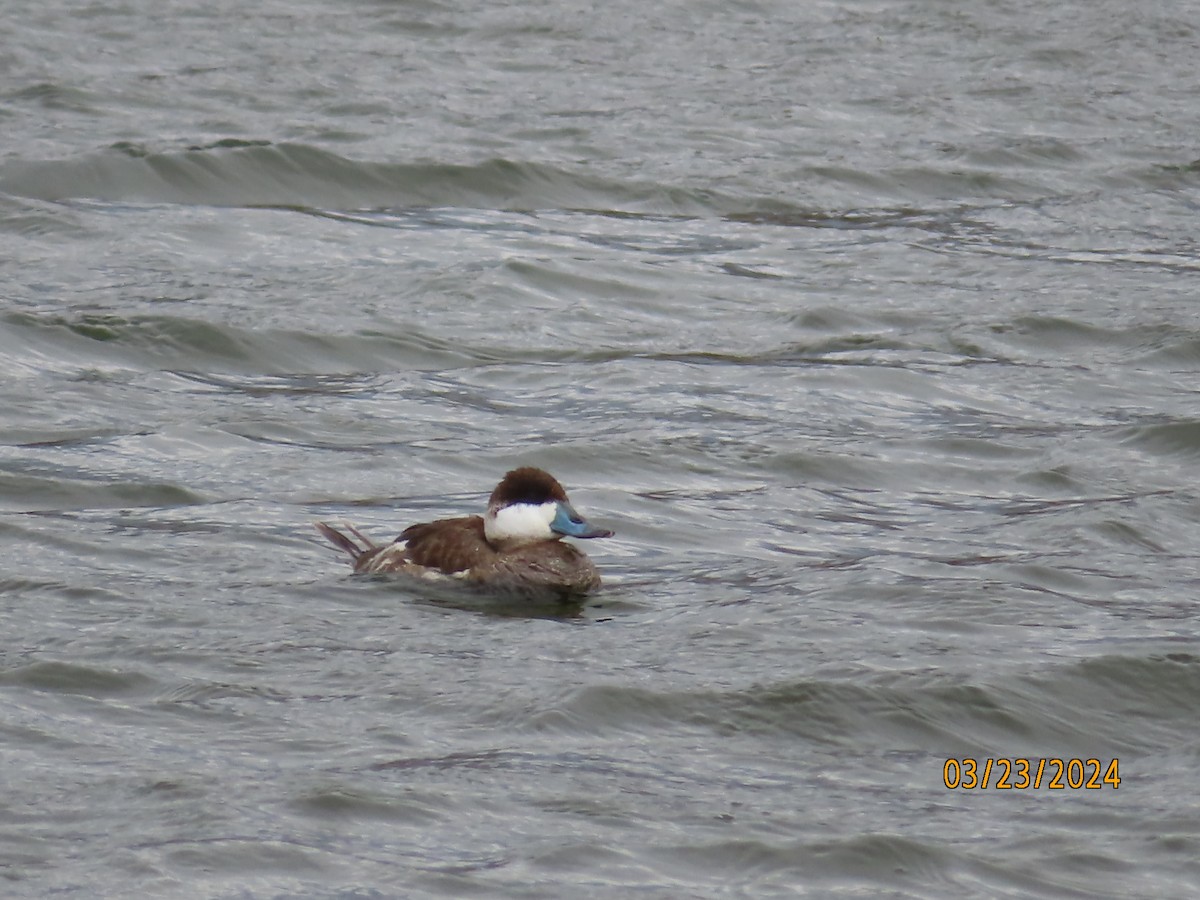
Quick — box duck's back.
[399,515,491,573]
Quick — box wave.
[4,140,1194,219]
[0,310,495,376]
[516,652,1200,755]
[0,660,157,697]
[0,470,203,512]
[3,308,951,378]
[1119,419,1200,461]
[0,142,723,216]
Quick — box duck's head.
[483,467,613,547]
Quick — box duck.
[315,467,613,597]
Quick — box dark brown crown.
[489,467,570,508]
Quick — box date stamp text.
[942,758,1120,790]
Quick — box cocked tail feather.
[314,521,378,561]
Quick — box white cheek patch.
[484,501,557,544]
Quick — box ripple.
[0,472,203,513]
[1119,420,1200,461]
[0,143,726,215]
[0,310,489,374]
[0,661,155,698]
[517,653,1200,756]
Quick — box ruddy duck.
[315,467,612,596]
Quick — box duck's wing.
[398,515,492,575]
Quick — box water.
[3,0,1200,896]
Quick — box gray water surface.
[3,1,1200,897]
